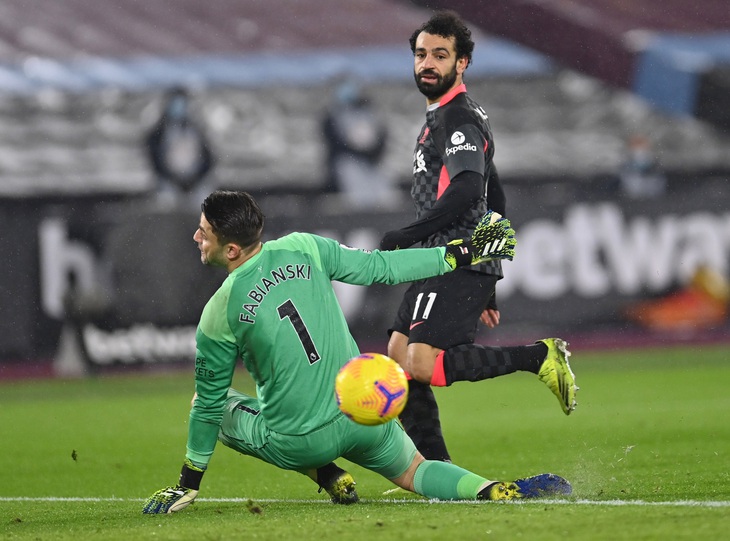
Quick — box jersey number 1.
[278,299,321,364]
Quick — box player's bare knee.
[390,452,425,492]
[406,343,440,383]
[406,355,435,383]
[409,364,433,383]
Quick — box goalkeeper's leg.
[391,454,571,501]
[379,433,567,501]
[347,407,570,501]
[219,389,360,504]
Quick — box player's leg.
[342,416,491,499]
[419,336,577,415]
[218,389,358,504]
[304,463,358,505]
[406,271,576,413]
[393,272,506,461]
[347,418,570,500]
[406,271,540,382]
[391,451,518,500]
[392,455,571,500]
[388,282,451,461]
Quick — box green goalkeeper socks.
[413,460,489,500]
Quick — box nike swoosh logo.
[409,321,425,330]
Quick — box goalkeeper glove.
[444,211,516,270]
[142,459,205,514]
[143,485,198,514]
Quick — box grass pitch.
[1,344,729,540]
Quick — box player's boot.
[477,474,572,500]
[477,481,522,501]
[317,465,359,505]
[514,473,572,498]
[537,338,578,415]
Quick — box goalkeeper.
[143,190,569,514]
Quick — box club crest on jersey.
[413,149,427,174]
[445,131,477,156]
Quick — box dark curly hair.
[409,10,474,69]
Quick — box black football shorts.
[389,268,499,350]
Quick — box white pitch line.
[1,497,728,508]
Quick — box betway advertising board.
[1,180,727,368]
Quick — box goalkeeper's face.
[193,213,227,267]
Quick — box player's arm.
[480,288,500,328]
[486,163,506,216]
[380,170,484,250]
[311,234,452,285]
[143,299,238,514]
[312,211,514,286]
[380,121,488,250]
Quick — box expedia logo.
[446,136,478,156]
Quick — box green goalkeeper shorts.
[218,388,416,479]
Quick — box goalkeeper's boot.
[477,474,572,501]
[477,481,522,501]
[537,338,578,415]
[513,473,572,498]
[317,465,359,505]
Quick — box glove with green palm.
[444,211,516,270]
[142,459,204,514]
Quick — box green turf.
[2,344,729,540]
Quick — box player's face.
[193,213,227,267]
[413,32,466,103]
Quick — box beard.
[414,64,458,101]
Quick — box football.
[335,353,409,426]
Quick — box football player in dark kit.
[380,11,578,462]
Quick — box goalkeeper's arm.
[142,459,205,514]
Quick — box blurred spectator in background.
[322,79,399,208]
[618,134,667,199]
[145,87,215,208]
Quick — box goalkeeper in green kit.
[143,190,570,514]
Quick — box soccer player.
[142,190,569,514]
[379,11,577,462]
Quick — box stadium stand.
[1,1,729,369]
[0,0,728,197]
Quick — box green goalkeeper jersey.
[186,232,452,467]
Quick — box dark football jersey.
[412,84,502,276]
